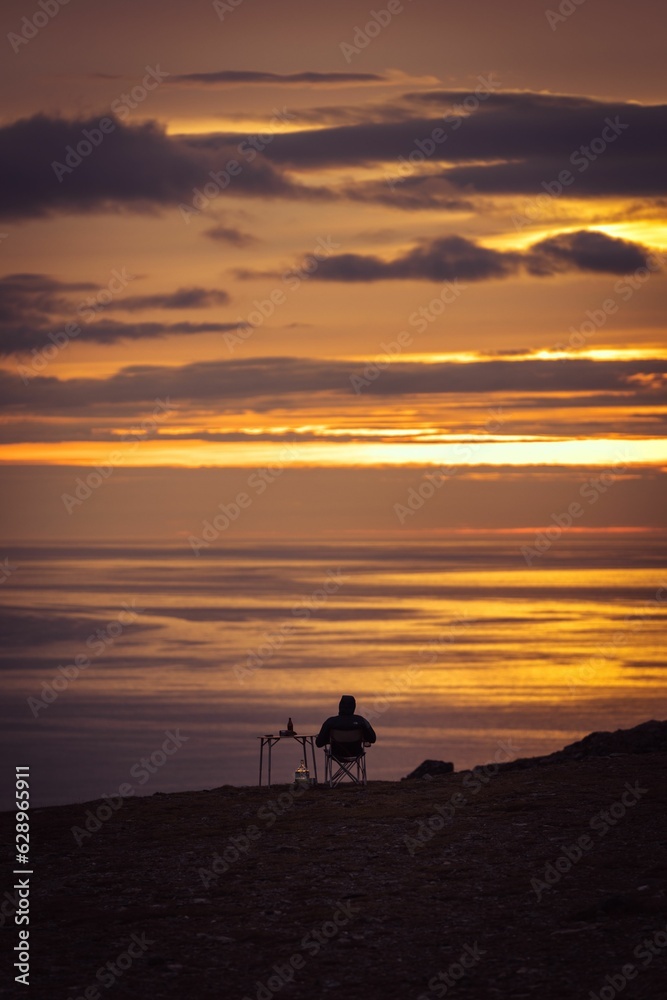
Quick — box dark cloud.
[238,231,657,284]
[285,102,417,127]
[203,225,259,247]
[0,273,236,354]
[344,176,475,212]
[402,90,602,113]
[167,70,387,86]
[2,396,665,445]
[2,320,238,355]
[309,236,521,282]
[116,287,231,310]
[526,230,653,276]
[262,91,667,197]
[0,273,95,324]
[2,355,666,413]
[2,94,664,221]
[0,114,321,219]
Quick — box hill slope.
[1,724,666,999]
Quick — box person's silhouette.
[315,695,376,755]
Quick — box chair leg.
[324,750,368,787]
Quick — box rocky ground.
[1,723,666,1000]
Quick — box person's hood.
[339,695,356,715]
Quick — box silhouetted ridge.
[497,719,667,771]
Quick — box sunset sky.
[1,0,666,541]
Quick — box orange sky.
[1,0,666,538]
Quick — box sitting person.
[315,695,376,758]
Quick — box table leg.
[309,737,318,785]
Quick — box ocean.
[1,533,665,807]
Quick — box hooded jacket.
[315,695,377,748]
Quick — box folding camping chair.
[323,729,368,787]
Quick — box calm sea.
[1,534,665,807]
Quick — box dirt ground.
[1,748,666,999]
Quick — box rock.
[500,719,667,771]
[402,759,454,780]
[560,719,667,757]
